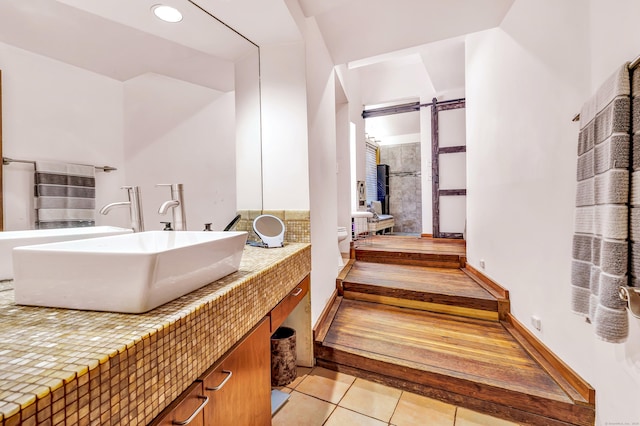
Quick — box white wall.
[0,41,126,230]
[335,63,367,243]
[358,60,432,106]
[334,66,368,194]
[466,0,640,424]
[589,1,640,91]
[335,87,352,254]
[260,42,310,211]
[236,51,263,211]
[303,18,340,324]
[123,74,236,231]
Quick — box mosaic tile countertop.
[0,243,311,426]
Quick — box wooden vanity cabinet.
[150,381,207,426]
[268,275,310,333]
[150,274,311,425]
[200,317,272,426]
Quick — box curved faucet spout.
[99,201,130,215]
[157,183,186,231]
[158,200,180,215]
[99,186,145,233]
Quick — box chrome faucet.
[99,186,144,233]
[157,184,186,231]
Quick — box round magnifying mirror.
[253,215,285,248]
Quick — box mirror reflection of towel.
[34,161,96,229]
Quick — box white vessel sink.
[13,231,248,313]
[0,226,133,280]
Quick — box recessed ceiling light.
[151,4,183,23]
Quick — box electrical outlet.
[479,259,485,269]
[531,316,542,332]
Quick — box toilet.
[338,226,349,242]
[337,226,349,270]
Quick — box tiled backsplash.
[0,243,311,426]
[236,210,311,244]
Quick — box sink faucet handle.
[121,186,141,195]
[156,183,184,195]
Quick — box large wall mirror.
[0,0,261,232]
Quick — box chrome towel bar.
[2,156,116,172]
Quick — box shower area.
[379,142,422,234]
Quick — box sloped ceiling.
[0,0,513,98]
[0,0,243,91]
[296,0,514,65]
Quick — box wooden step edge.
[312,292,342,343]
[419,234,467,245]
[336,259,356,296]
[355,249,462,260]
[340,280,499,318]
[316,360,585,426]
[354,254,463,269]
[342,291,500,321]
[338,258,356,281]
[503,313,596,407]
[341,280,499,310]
[462,265,511,320]
[462,264,509,299]
[315,343,594,426]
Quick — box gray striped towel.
[571,63,631,343]
[34,161,96,229]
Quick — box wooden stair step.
[342,261,500,321]
[354,235,466,268]
[355,248,464,268]
[314,299,594,426]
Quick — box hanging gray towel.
[34,161,96,229]
[571,64,631,343]
[631,66,640,288]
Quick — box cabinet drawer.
[269,275,309,333]
[150,381,207,426]
[201,318,271,426]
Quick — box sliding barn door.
[431,98,466,239]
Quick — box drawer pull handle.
[292,288,303,297]
[172,395,208,425]
[206,370,232,391]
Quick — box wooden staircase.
[315,236,595,426]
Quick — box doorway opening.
[363,98,466,239]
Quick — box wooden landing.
[342,261,500,321]
[315,299,595,426]
[354,235,466,268]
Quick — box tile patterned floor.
[273,367,521,426]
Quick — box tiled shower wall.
[379,143,422,234]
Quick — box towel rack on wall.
[2,157,117,172]
[619,286,640,319]
[571,54,640,122]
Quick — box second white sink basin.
[0,226,133,280]
[13,231,248,313]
